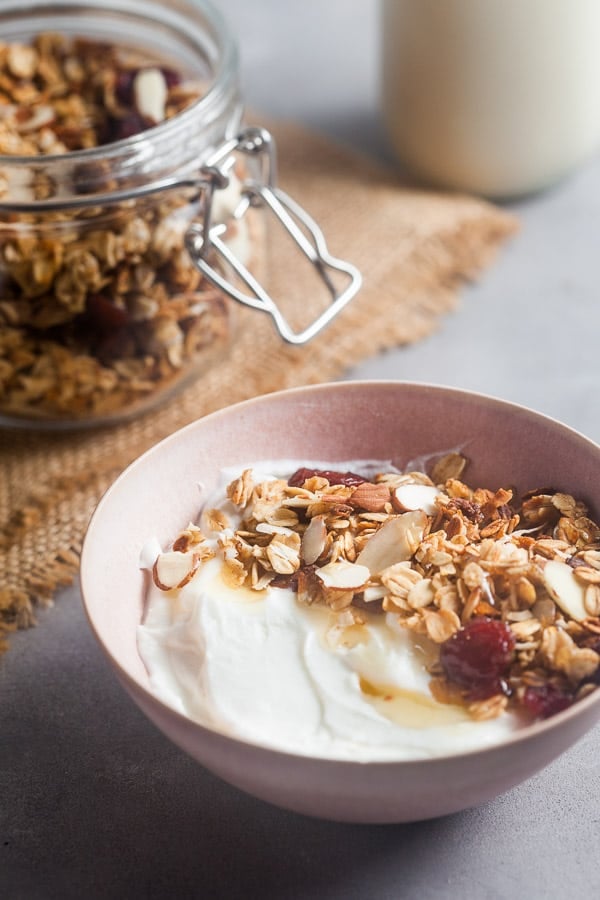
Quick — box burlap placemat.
[0,119,517,652]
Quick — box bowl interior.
[81,380,600,712]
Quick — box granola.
[153,455,600,723]
[0,34,243,423]
[0,35,201,156]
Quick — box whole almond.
[349,482,390,513]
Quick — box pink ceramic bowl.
[81,381,600,823]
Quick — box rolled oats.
[467,694,508,721]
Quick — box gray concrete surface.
[3,2,600,897]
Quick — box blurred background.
[217,0,384,157]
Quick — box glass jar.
[0,0,360,429]
[0,0,247,427]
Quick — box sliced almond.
[256,522,294,536]
[356,510,427,575]
[16,105,55,133]
[301,515,327,564]
[543,559,588,622]
[392,483,440,515]
[152,550,199,591]
[133,67,168,123]
[362,584,387,603]
[315,559,370,591]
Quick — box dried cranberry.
[114,69,136,105]
[522,684,573,720]
[446,498,484,524]
[439,617,515,699]
[288,468,365,488]
[160,67,181,89]
[86,294,130,333]
[111,112,151,141]
[96,330,136,363]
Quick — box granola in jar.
[0,2,252,426]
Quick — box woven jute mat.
[0,119,517,652]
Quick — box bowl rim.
[80,379,600,767]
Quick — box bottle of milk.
[381,0,600,198]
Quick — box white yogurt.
[137,461,522,761]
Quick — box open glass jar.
[0,0,360,428]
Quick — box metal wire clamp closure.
[0,127,360,344]
[185,127,362,345]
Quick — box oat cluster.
[0,34,199,156]
[0,34,231,422]
[152,454,600,722]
